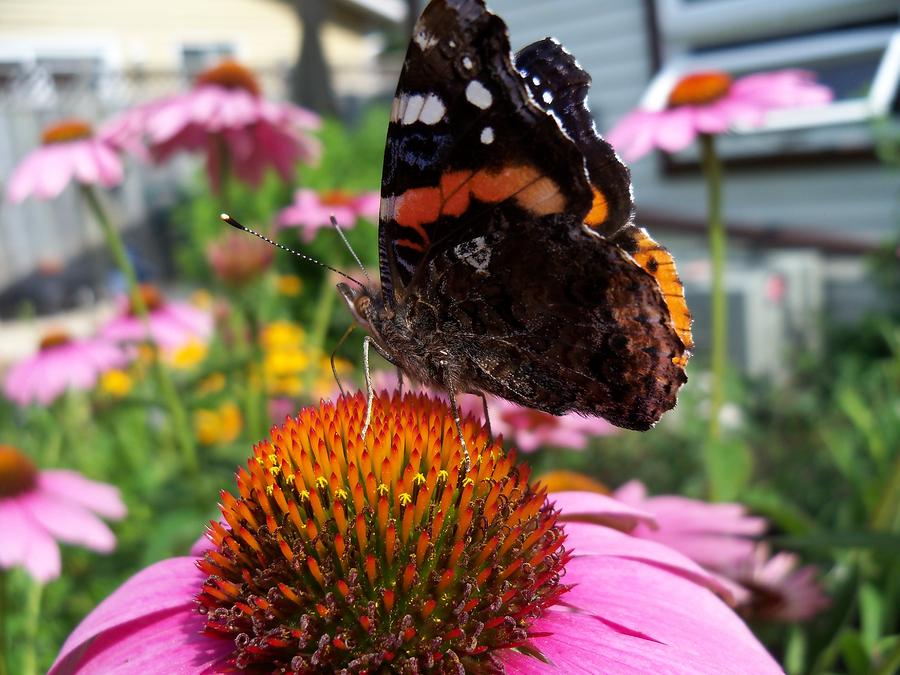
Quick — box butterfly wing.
[516,38,694,352]
[377,0,593,307]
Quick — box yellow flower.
[99,369,133,397]
[218,402,243,444]
[264,349,310,377]
[275,274,303,297]
[260,321,305,350]
[168,340,208,370]
[195,402,244,446]
[194,409,221,446]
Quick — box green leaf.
[860,583,885,651]
[839,630,871,675]
[741,488,818,535]
[769,532,900,553]
[703,437,753,501]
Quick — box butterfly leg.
[445,377,472,471]
[361,335,376,441]
[476,391,493,442]
[397,367,405,398]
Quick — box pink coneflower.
[0,445,126,582]
[100,285,213,351]
[724,545,830,622]
[464,396,618,452]
[276,188,381,242]
[206,227,274,287]
[614,480,828,622]
[51,394,780,673]
[613,479,766,570]
[119,60,321,190]
[2,331,130,406]
[607,69,833,161]
[6,119,124,203]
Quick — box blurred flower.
[275,274,303,297]
[0,445,126,582]
[607,70,832,160]
[3,331,130,406]
[267,397,295,423]
[723,545,830,622]
[190,289,214,310]
[535,469,610,494]
[164,340,209,371]
[116,60,320,190]
[613,479,765,570]
[6,119,125,203]
[614,480,829,621]
[101,285,213,351]
[50,394,779,674]
[276,188,380,242]
[194,402,243,446]
[467,397,618,452]
[206,228,274,287]
[259,320,311,396]
[98,369,133,398]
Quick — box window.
[180,44,236,78]
[646,0,899,161]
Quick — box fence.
[0,63,396,304]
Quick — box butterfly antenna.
[221,214,366,289]
[330,215,372,286]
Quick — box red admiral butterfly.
[338,0,693,444]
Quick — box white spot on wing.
[415,31,438,51]
[418,93,446,125]
[542,91,554,104]
[465,80,492,109]
[402,94,425,125]
[480,126,494,144]
[532,75,541,86]
[461,56,474,71]
[453,236,491,275]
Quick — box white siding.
[490,0,898,246]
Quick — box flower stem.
[0,570,8,675]
[871,450,900,530]
[20,580,42,675]
[80,186,198,472]
[699,133,727,442]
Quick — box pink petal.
[6,152,43,203]
[20,490,117,553]
[0,499,61,581]
[563,522,733,602]
[71,142,100,184]
[653,107,699,153]
[34,145,77,199]
[551,491,656,532]
[51,557,207,674]
[54,607,232,675]
[39,470,127,520]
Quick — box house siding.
[489,0,898,247]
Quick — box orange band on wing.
[629,229,693,352]
[585,188,609,227]
[392,164,566,233]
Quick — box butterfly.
[337,0,693,450]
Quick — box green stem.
[20,580,42,675]
[304,272,338,395]
[80,186,198,472]
[0,570,8,675]
[699,133,727,442]
[229,300,264,440]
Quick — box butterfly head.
[337,282,385,335]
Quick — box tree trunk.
[290,0,339,116]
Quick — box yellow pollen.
[41,119,93,145]
[377,483,389,496]
[462,477,475,488]
[413,473,426,486]
[399,493,412,506]
[668,71,733,108]
[299,490,310,501]
[334,488,348,500]
[266,485,274,495]
[286,474,296,484]
[437,470,449,482]
[315,476,328,489]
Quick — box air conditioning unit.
[679,251,826,379]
